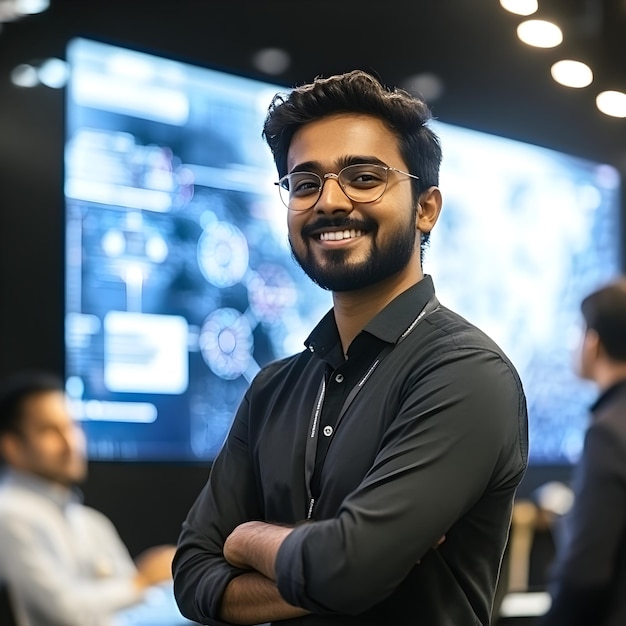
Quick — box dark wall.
[83,462,210,555]
[0,85,65,376]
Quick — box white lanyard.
[303,296,440,519]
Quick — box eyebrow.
[288,155,390,175]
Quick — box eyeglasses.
[275,163,419,211]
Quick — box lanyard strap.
[303,295,440,518]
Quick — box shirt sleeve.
[173,392,263,624]
[0,505,143,626]
[275,348,527,614]
[538,422,626,626]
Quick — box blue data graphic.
[425,122,621,464]
[64,38,332,461]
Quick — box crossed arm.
[219,520,446,624]
[220,522,310,624]
[173,353,525,624]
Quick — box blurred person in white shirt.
[0,370,177,626]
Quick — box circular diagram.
[199,307,254,380]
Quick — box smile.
[318,229,364,242]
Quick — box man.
[173,70,528,625]
[539,279,626,626]
[0,371,178,626]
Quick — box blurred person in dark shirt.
[539,278,626,626]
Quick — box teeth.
[319,229,363,241]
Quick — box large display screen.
[65,38,622,464]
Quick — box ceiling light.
[401,73,445,102]
[517,19,563,48]
[596,91,626,118]
[38,58,69,88]
[499,0,537,16]
[251,48,291,76]
[10,63,38,87]
[15,0,48,14]
[550,60,593,88]
[0,0,48,21]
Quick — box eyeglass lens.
[278,163,389,211]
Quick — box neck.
[594,362,626,394]
[332,265,424,355]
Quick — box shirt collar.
[2,467,82,509]
[304,275,436,358]
[590,378,626,415]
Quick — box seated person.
[0,371,184,626]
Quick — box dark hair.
[263,70,441,189]
[262,70,443,254]
[581,278,626,361]
[0,371,64,437]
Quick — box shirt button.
[323,425,333,437]
[335,374,344,383]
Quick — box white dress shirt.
[0,468,142,626]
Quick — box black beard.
[289,215,417,292]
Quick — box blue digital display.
[425,122,622,464]
[64,38,622,463]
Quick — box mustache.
[301,216,376,238]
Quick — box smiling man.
[173,70,528,626]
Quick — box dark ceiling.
[1,0,625,171]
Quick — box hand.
[133,544,177,590]
[223,523,254,570]
[223,521,294,580]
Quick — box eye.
[289,174,321,197]
[342,165,386,188]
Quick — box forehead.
[287,113,404,171]
[20,390,71,427]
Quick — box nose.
[60,424,82,453]
[60,429,74,453]
[314,174,353,214]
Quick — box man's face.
[285,113,422,292]
[4,390,87,486]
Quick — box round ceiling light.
[550,60,593,88]
[596,91,626,118]
[517,19,563,48]
[499,0,538,16]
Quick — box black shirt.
[173,275,528,626]
[539,379,626,626]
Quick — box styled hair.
[581,278,626,361]
[262,70,441,190]
[262,71,442,255]
[0,371,64,437]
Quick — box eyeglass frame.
[274,162,420,211]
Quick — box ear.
[416,186,442,234]
[584,328,601,358]
[0,432,23,467]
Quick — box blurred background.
[0,1,625,623]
